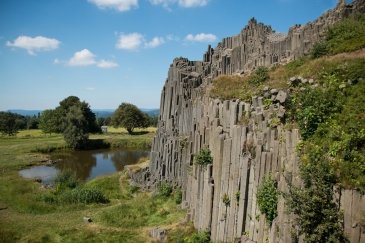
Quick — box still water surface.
[19,149,149,183]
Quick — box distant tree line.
[0,112,40,135]
[0,96,158,149]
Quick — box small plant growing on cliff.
[257,174,278,225]
[179,137,189,150]
[235,191,240,205]
[194,148,213,166]
[222,193,230,207]
[158,182,173,197]
[269,117,281,128]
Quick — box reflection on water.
[52,149,149,180]
[19,165,58,184]
[19,149,149,183]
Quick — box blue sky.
[0,0,339,110]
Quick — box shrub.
[256,174,278,225]
[326,13,365,54]
[285,153,346,242]
[310,41,328,59]
[184,230,210,243]
[194,148,213,166]
[62,187,109,204]
[250,66,269,85]
[167,224,196,243]
[287,88,343,140]
[175,187,183,204]
[158,182,173,197]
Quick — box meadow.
[0,128,191,242]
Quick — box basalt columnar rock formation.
[130,0,365,242]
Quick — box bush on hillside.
[257,174,278,225]
[194,148,213,166]
[158,182,173,197]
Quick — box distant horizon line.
[2,108,160,111]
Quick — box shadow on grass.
[84,139,111,150]
[129,131,149,135]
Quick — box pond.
[19,149,149,184]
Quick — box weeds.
[194,148,213,166]
[257,174,278,225]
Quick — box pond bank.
[0,128,193,242]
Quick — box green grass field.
[0,128,190,242]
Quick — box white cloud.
[97,59,119,68]
[62,49,118,68]
[149,0,209,8]
[185,33,217,42]
[88,0,138,12]
[86,87,96,91]
[145,37,165,48]
[116,33,166,50]
[68,49,96,66]
[6,35,60,55]
[178,0,209,7]
[116,33,144,50]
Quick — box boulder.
[270,89,278,95]
[275,90,287,104]
[150,227,166,242]
[83,217,92,223]
[289,77,301,87]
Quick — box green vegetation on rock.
[194,148,213,166]
[250,66,269,85]
[311,13,365,58]
[184,230,210,243]
[256,174,278,225]
[158,181,173,197]
[285,151,346,243]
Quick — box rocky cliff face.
[130,1,365,242]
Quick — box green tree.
[39,96,99,149]
[56,96,100,133]
[39,109,61,134]
[62,104,89,149]
[0,112,25,136]
[111,103,149,134]
[285,154,345,243]
[26,115,39,129]
[147,114,158,127]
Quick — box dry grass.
[210,49,365,101]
